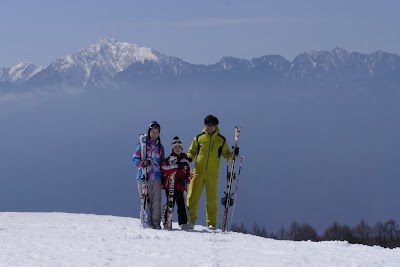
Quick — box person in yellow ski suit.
[186,115,239,230]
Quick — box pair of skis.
[221,126,243,233]
[139,133,151,228]
[162,156,177,230]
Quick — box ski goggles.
[172,140,183,146]
[149,122,161,131]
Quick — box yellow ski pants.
[187,170,219,227]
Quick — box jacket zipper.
[205,134,213,172]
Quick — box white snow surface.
[1,213,399,266]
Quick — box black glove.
[141,159,151,167]
[178,177,187,186]
[232,146,239,156]
[187,157,193,163]
[177,162,185,170]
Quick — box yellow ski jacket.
[187,128,232,174]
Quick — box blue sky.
[1,0,400,67]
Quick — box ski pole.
[229,156,244,232]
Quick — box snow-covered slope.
[9,63,44,84]
[1,213,399,266]
[0,63,43,85]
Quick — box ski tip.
[139,133,147,142]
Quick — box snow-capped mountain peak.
[90,37,159,67]
[9,63,44,83]
[99,37,118,45]
[0,63,43,84]
[329,47,350,63]
[5,40,400,91]
[216,56,252,71]
[58,37,159,74]
[31,38,163,88]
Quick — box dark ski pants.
[164,189,188,225]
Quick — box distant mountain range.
[1,37,400,91]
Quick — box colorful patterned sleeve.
[131,143,142,168]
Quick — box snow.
[94,37,159,66]
[48,37,160,85]
[1,213,399,266]
[9,63,43,82]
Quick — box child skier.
[132,121,165,229]
[161,136,191,230]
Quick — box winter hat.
[204,115,219,126]
[171,136,183,150]
[148,121,161,134]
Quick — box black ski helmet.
[148,121,161,134]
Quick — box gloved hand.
[232,146,239,156]
[187,157,193,163]
[177,162,185,170]
[141,159,151,168]
[178,177,187,186]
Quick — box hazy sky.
[1,0,399,67]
